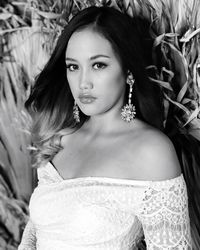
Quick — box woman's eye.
[66,64,79,72]
[93,62,107,70]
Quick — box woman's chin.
[79,106,99,117]
[80,109,105,118]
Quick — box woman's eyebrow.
[65,54,110,62]
[65,57,77,62]
[90,55,110,60]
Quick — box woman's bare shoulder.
[130,123,182,181]
[59,128,76,147]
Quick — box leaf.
[0,13,12,20]
[11,1,27,6]
[149,77,173,91]
[161,67,175,82]
[177,81,188,102]
[164,93,190,114]
[37,10,61,19]
[180,27,200,43]
[0,27,30,36]
[162,40,189,87]
[183,107,200,126]
[153,33,165,47]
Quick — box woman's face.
[65,27,126,117]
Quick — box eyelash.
[93,62,107,70]
[66,64,78,72]
[66,62,107,72]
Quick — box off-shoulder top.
[18,162,192,250]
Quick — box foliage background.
[0,0,200,249]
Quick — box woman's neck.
[82,109,138,137]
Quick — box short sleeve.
[137,175,192,249]
[18,219,36,250]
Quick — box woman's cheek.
[67,75,78,91]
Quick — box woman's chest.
[30,183,144,247]
[53,137,141,180]
[30,183,144,229]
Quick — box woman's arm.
[138,175,192,249]
[136,130,192,249]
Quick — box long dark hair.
[26,6,163,164]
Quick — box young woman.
[18,6,194,250]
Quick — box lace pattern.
[139,177,192,249]
[18,163,192,250]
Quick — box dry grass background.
[0,0,200,249]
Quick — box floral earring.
[73,101,80,123]
[121,72,136,122]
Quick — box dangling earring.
[121,73,136,122]
[73,101,80,123]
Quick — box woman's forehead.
[65,28,118,61]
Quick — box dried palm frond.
[0,164,28,250]
[0,63,33,199]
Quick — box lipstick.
[78,94,96,104]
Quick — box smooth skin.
[52,27,181,181]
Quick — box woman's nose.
[79,70,93,90]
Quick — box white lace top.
[18,162,192,250]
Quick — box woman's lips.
[78,95,96,104]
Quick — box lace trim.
[138,176,192,249]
